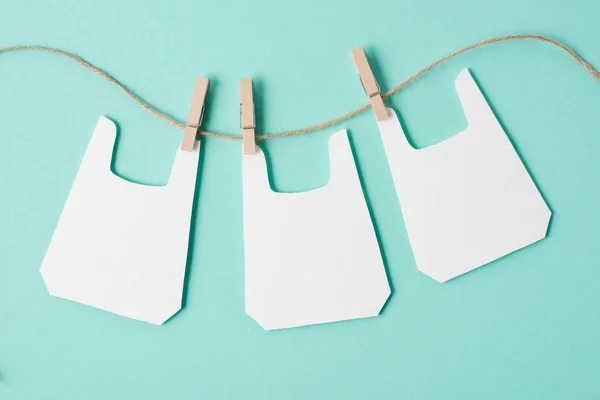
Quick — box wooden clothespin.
[350,47,388,121]
[240,78,256,154]
[181,77,209,152]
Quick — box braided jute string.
[1,34,598,140]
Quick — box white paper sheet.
[40,116,200,324]
[242,130,390,330]
[378,69,551,282]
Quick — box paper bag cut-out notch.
[40,116,200,324]
[378,69,551,283]
[243,130,390,330]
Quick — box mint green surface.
[1,1,600,399]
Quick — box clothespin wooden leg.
[181,77,209,152]
[243,127,255,154]
[350,47,388,121]
[240,78,256,154]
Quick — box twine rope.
[1,34,598,141]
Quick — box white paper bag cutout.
[378,69,551,282]
[40,116,200,324]
[242,130,390,330]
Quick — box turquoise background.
[1,0,600,398]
